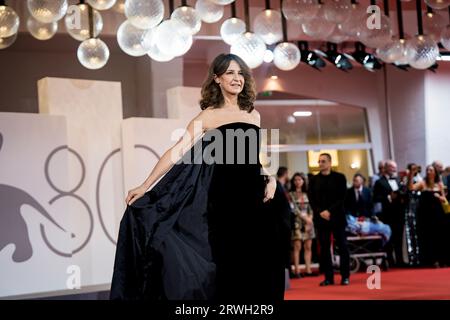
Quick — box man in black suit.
[308,153,349,286]
[373,160,405,266]
[345,173,373,218]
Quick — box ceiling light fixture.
[293,111,312,117]
[298,41,326,70]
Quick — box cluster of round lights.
[1,0,449,71]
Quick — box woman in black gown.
[407,165,447,267]
[110,54,286,301]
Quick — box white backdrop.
[0,113,72,297]
[122,117,187,193]
[0,79,203,298]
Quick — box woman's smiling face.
[214,60,245,96]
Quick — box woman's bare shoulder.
[250,108,261,125]
[192,106,216,130]
[201,106,217,119]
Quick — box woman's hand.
[125,185,148,206]
[434,192,447,203]
[263,176,276,203]
[303,216,313,232]
[320,210,331,221]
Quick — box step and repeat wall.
[0,79,200,298]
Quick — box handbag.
[442,198,450,214]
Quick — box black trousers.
[317,222,350,281]
[380,206,404,266]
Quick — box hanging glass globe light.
[375,37,411,64]
[171,6,202,35]
[208,0,235,4]
[125,0,164,30]
[0,5,20,38]
[423,11,446,42]
[0,33,17,50]
[327,25,349,43]
[142,28,174,62]
[86,0,116,11]
[27,16,58,40]
[117,20,151,56]
[273,42,301,71]
[27,0,68,23]
[195,0,224,23]
[441,24,450,50]
[375,39,395,63]
[65,4,103,41]
[253,9,283,45]
[424,0,449,10]
[263,49,274,63]
[358,13,392,48]
[230,32,267,69]
[77,37,110,69]
[282,0,319,24]
[394,40,414,65]
[338,4,365,39]
[323,0,351,24]
[220,17,246,45]
[113,0,125,14]
[302,5,335,40]
[406,34,439,69]
[155,19,193,57]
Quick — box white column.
[38,77,124,288]
[150,58,184,118]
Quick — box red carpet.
[284,268,450,300]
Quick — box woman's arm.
[125,110,211,205]
[140,111,210,190]
[435,182,447,203]
[261,165,276,202]
[407,170,423,192]
[408,180,423,192]
[252,108,276,201]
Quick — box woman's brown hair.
[199,53,256,113]
[425,164,441,188]
[289,172,308,193]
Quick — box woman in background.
[408,165,447,267]
[289,172,316,278]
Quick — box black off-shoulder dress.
[110,122,286,301]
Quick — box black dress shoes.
[319,279,334,286]
[289,271,302,279]
[341,278,350,285]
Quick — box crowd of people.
[274,155,450,286]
